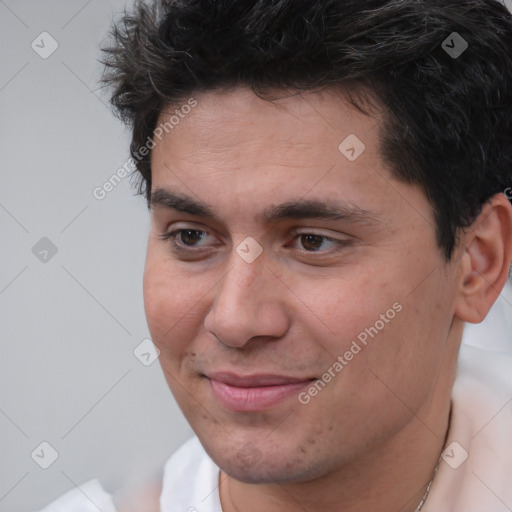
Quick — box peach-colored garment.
[424,345,512,511]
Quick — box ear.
[454,193,512,324]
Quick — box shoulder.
[34,438,218,512]
[425,345,512,511]
[35,479,116,512]
[452,344,512,449]
[163,435,208,474]
[159,436,222,512]
[455,344,512,403]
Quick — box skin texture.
[143,87,512,512]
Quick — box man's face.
[144,87,459,483]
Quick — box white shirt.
[37,344,512,512]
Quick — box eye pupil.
[301,234,324,251]
[181,230,203,245]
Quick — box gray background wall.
[0,1,511,511]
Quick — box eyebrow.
[150,188,380,225]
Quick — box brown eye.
[180,230,205,245]
[300,234,325,251]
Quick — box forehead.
[148,87,433,233]
[152,88,383,187]
[153,87,382,164]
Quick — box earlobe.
[454,193,512,324]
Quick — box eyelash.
[159,228,352,256]
[158,229,213,254]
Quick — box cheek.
[287,265,429,387]
[143,249,207,356]
[288,271,386,350]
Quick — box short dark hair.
[101,0,512,259]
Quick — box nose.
[203,251,290,348]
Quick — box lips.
[206,372,314,412]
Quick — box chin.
[202,437,330,485]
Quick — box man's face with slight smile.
[144,87,460,484]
